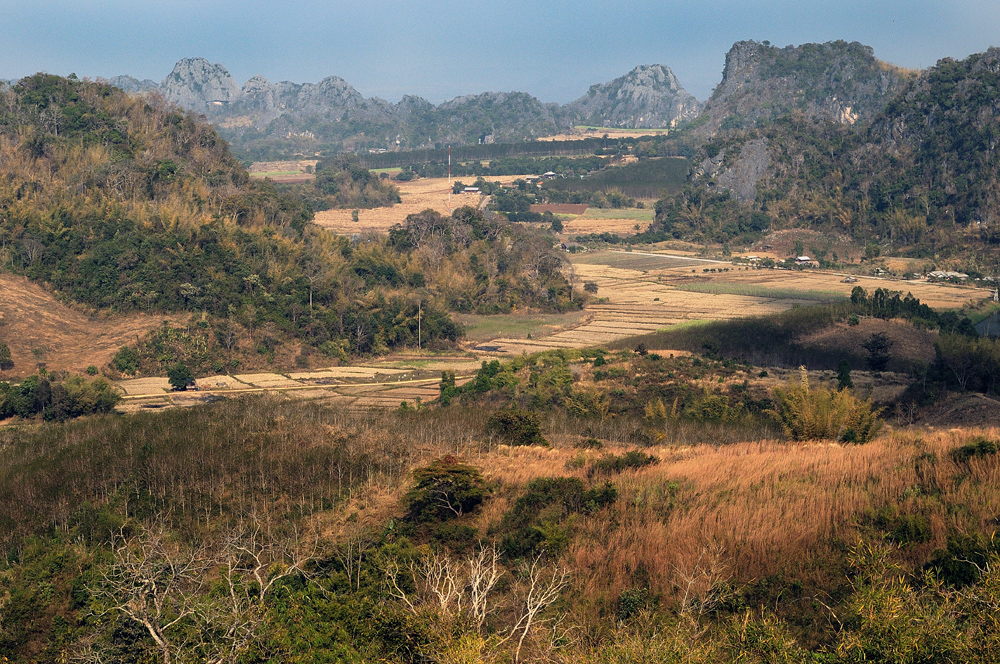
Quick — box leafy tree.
[167,363,194,391]
[862,333,894,373]
[837,359,854,390]
[0,341,13,371]
[404,456,488,522]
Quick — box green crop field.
[543,156,688,198]
[453,311,588,341]
[674,281,847,302]
[581,207,655,221]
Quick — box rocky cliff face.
[158,58,241,115]
[564,64,701,128]
[697,40,913,135]
[107,75,158,94]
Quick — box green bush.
[487,409,548,446]
[950,437,998,463]
[112,346,140,375]
[589,450,659,476]
[403,456,488,523]
[770,371,882,442]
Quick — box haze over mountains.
[102,39,919,160]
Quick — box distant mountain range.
[107,60,700,159]
[99,39,915,159]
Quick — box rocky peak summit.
[697,40,913,134]
[565,64,701,128]
[159,58,240,114]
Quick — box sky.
[2,1,999,104]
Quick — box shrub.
[769,369,882,442]
[486,409,548,446]
[403,456,488,523]
[950,437,998,463]
[85,365,99,376]
[0,341,13,371]
[112,346,140,375]
[574,437,604,449]
[589,450,659,476]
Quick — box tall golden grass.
[466,427,1000,613]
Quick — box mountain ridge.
[102,58,700,157]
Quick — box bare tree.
[386,546,566,663]
[674,543,732,629]
[385,543,504,626]
[333,526,379,591]
[203,516,317,662]
[92,525,209,664]
[504,554,570,664]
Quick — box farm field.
[312,176,521,235]
[475,249,985,355]
[104,249,988,412]
[536,126,672,141]
[561,207,656,236]
[115,355,482,412]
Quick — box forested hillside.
[0,75,578,374]
[644,47,1000,271]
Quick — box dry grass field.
[313,176,523,235]
[465,426,1000,607]
[536,127,672,141]
[0,274,183,379]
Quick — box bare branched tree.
[505,554,570,664]
[203,515,317,662]
[675,542,732,629]
[385,543,505,628]
[92,525,209,664]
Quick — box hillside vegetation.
[0,75,578,375]
[1,391,998,662]
[643,47,1000,271]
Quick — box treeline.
[352,130,699,170]
[409,155,607,179]
[543,156,689,199]
[299,154,402,210]
[0,373,120,421]
[354,139,609,169]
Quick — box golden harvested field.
[313,176,522,235]
[476,250,987,355]
[0,274,184,379]
[560,215,652,236]
[536,127,671,141]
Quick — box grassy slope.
[1,395,998,661]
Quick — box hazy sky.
[2,1,998,104]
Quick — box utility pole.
[448,146,452,214]
[418,299,422,350]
